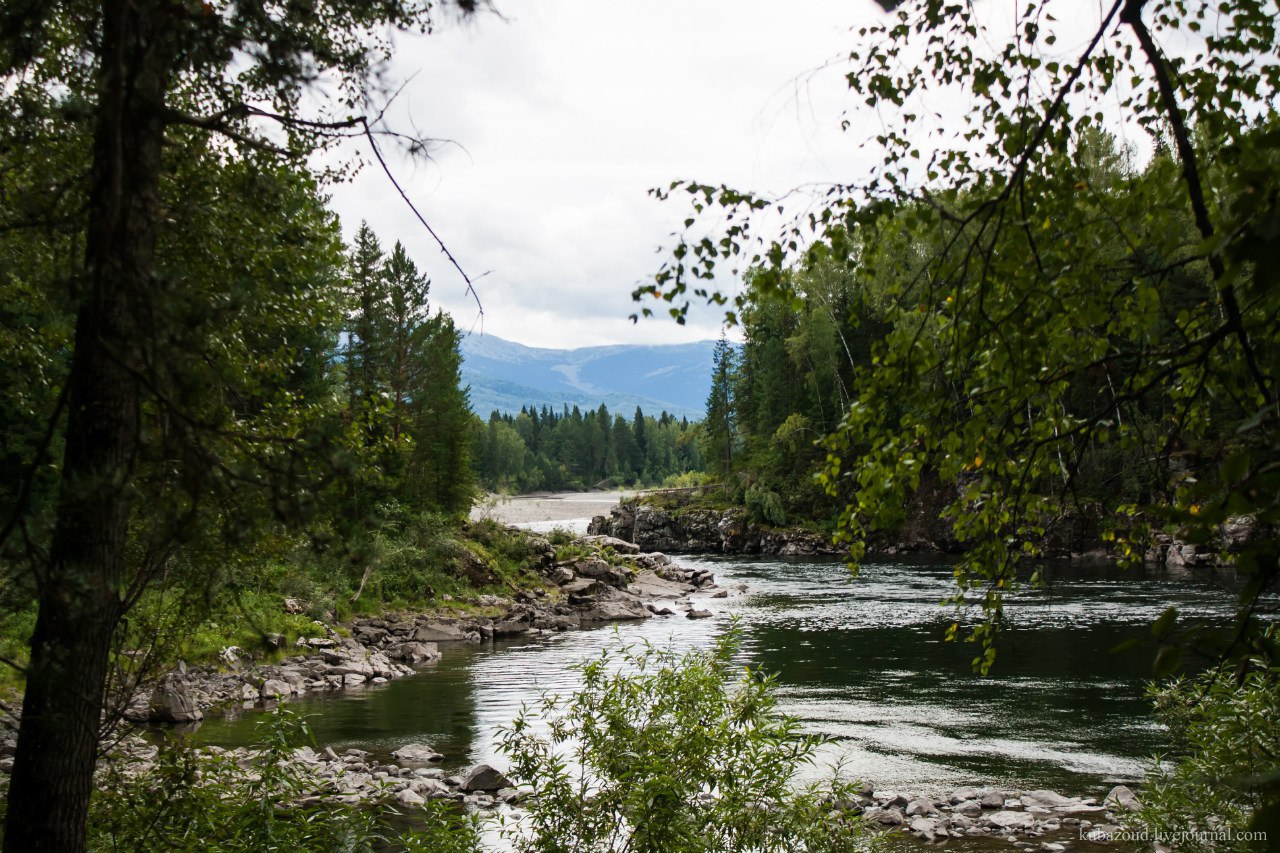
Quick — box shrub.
[497,624,873,853]
[87,704,479,852]
[1129,660,1280,852]
[744,486,787,527]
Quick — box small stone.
[909,816,939,841]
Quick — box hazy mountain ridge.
[460,334,717,420]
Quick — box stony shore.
[851,784,1144,847]
[117,532,721,726]
[21,727,1146,850]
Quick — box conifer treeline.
[471,404,703,492]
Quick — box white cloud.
[329,2,889,349]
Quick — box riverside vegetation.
[633,0,1280,846]
[2,0,1279,851]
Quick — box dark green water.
[191,555,1239,797]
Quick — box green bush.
[744,486,787,527]
[497,624,873,853]
[88,705,479,852]
[1129,660,1280,852]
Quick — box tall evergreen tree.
[704,336,737,481]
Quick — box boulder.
[413,622,467,643]
[686,608,713,619]
[391,743,444,765]
[874,791,910,808]
[461,763,512,792]
[389,641,439,664]
[909,817,944,842]
[147,682,204,723]
[354,625,388,646]
[259,679,293,699]
[562,578,609,600]
[411,778,453,798]
[1105,785,1141,812]
[395,788,425,806]
[985,810,1037,831]
[578,596,650,622]
[630,570,695,599]
[906,798,940,816]
[1022,789,1105,815]
[573,559,631,588]
[491,620,533,638]
[868,806,905,826]
[581,534,640,554]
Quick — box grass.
[0,510,562,693]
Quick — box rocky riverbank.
[588,501,840,556]
[850,784,1144,847]
[16,724,1145,850]
[589,494,1262,572]
[106,532,722,726]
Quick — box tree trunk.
[3,3,170,850]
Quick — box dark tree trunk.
[3,3,171,850]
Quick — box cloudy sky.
[327,2,892,349]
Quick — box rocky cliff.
[588,501,841,556]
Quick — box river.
[189,540,1241,798]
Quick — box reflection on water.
[192,554,1243,795]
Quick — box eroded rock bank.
[588,501,839,556]
[591,494,1264,570]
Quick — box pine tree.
[704,336,737,481]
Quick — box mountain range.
[459,334,717,421]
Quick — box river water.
[190,549,1242,798]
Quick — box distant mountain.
[459,334,717,421]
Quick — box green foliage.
[744,486,787,527]
[87,704,479,853]
[1130,661,1280,852]
[342,225,476,520]
[497,625,874,853]
[471,404,703,494]
[702,337,738,482]
[640,0,1280,672]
